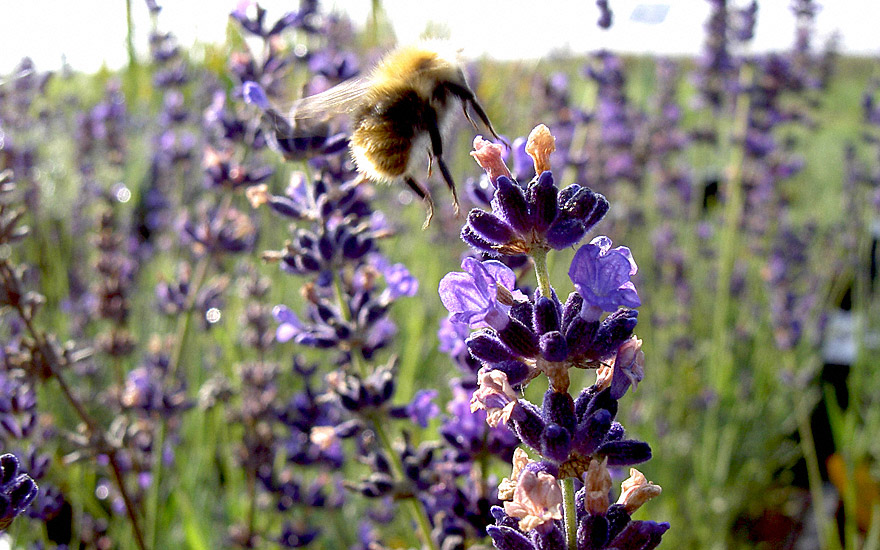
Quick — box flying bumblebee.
[259,43,505,227]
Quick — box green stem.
[562,478,577,550]
[371,417,439,550]
[531,247,552,299]
[711,62,753,397]
[125,0,136,70]
[332,271,366,375]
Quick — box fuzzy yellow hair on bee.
[286,42,505,228]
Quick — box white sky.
[0,0,877,74]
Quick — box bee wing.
[288,77,371,122]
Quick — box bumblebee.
[276,43,505,226]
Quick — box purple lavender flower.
[439,258,522,331]
[403,390,440,429]
[0,452,38,530]
[373,256,419,301]
[242,81,270,111]
[568,237,640,312]
[438,316,482,377]
[463,126,610,256]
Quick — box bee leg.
[426,151,434,178]
[404,176,435,229]
[426,117,461,218]
[461,104,480,131]
[468,99,508,149]
[445,83,509,149]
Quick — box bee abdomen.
[351,89,433,182]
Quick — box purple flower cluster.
[463,127,610,257]
[439,125,666,550]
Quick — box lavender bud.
[528,170,558,233]
[461,225,497,255]
[606,422,625,442]
[559,185,595,218]
[533,296,561,334]
[542,390,576,433]
[606,503,632,540]
[578,513,610,550]
[487,525,533,550]
[468,210,515,244]
[511,401,545,451]
[540,331,569,362]
[268,195,304,218]
[590,309,638,360]
[582,387,618,424]
[573,408,612,456]
[546,217,587,249]
[541,424,571,462]
[493,176,531,233]
[498,318,539,357]
[583,194,610,231]
[509,301,535,331]
[561,292,584,330]
[492,360,532,386]
[565,316,599,357]
[598,440,652,466]
[467,331,517,363]
[608,520,670,550]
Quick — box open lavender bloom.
[439,258,524,331]
[569,236,641,314]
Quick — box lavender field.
[0,1,878,549]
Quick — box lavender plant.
[443,125,667,550]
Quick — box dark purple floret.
[533,297,561,335]
[597,439,652,466]
[468,331,518,364]
[487,525,536,550]
[510,401,545,452]
[583,386,618,418]
[579,513,610,550]
[540,331,569,362]
[573,408,613,456]
[542,390,576,434]
[492,360,532,386]
[607,520,670,550]
[469,209,516,245]
[528,171,558,233]
[497,319,539,357]
[493,176,532,234]
[541,423,573,463]
[545,218,587,250]
[0,453,38,530]
[588,309,638,360]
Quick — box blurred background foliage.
[1,0,879,549]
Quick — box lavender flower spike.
[439,257,524,331]
[569,236,640,312]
